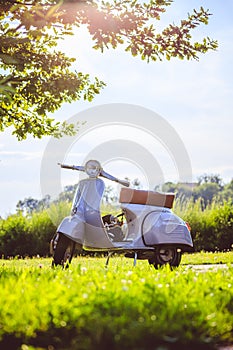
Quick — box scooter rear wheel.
[149,246,181,269]
[52,233,75,268]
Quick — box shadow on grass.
[0,328,225,350]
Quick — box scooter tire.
[52,233,75,268]
[148,246,182,269]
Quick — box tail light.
[185,222,191,231]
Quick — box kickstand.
[105,252,114,267]
[134,252,137,267]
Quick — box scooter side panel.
[142,210,193,249]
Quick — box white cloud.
[0,151,42,161]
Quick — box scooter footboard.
[83,223,115,249]
[141,210,193,249]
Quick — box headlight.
[85,160,101,178]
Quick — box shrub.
[174,199,233,252]
[47,201,71,226]
[27,210,57,256]
[0,211,56,257]
[0,214,31,257]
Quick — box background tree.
[221,179,233,202]
[132,178,141,189]
[102,185,118,203]
[56,184,77,203]
[194,174,223,206]
[162,173,233,208]
[0,0,218,139]
[193,182,221,207]
[197,174,223,189]
[16,194,51,214]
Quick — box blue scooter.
[51,160,193,268]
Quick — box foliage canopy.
[0,0,218,139]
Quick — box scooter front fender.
[57,213,85,244]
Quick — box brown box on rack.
[119,188,175,208]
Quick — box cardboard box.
[119,188,175,208]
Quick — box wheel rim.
[157,247,176,263]
[148,246,181,269]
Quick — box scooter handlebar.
[100,170,130,187]
[58,163,130,187]
[58,163,85,172]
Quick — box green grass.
[182,251,233,265]
[0,253,233,349]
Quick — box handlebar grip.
[58,163,85,171]
[117,179,130,187]
[58,163,74,169]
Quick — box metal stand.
[105,251,138,267]
[134,251,137,266]
[105,252,114,267]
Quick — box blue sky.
[0,0,233,217]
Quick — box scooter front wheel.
[52,233,75,268]
[149,246,181,269]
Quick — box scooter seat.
[119,188,175,208]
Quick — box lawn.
[0,252,232,350]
